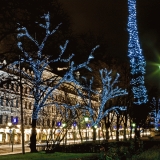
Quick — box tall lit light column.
[127,0,148,105]
[19,54,25,154]
[84,116,89,141]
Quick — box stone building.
[0,60,142,145]
[0,62,100,144]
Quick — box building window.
[6,82,9,89]
[37,119,40,126]
[6,98,9,106]
[29,88,32,95]
[24,87,27,94]
[16,99,18,108]
[10,100,13,107]
[11,83,14,90]
[25,101,27,109]
[52,119,55,127]
[52,106,56,113]
[29,102,32,110]
[29,118,32,125]
[42,119,45,126]
[5,115,8,124]
[11,116,13,123]
[16,85,19,92]
[0,115,3,124]
[25,117,28,125]
[0,97,3,106]
[47,119,50,127]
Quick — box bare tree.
[10,12,98,152]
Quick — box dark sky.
[58,0,128,58]
[58,0,160,85]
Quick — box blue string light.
[127,0,148,105]
[150,97,160,130]
[15,12,128,128]
[15,12,99,120]
[81,69,128,127]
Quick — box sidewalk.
[0,144,30,155]
[1,136,160,156]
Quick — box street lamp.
[62,122,67,145]
[132,123,136,128]
[62,122,66,128]
[8,122,12,146]
[73,121,77,144]
[98,123,101,144]
[18,54,25,154]
[7,122,15,152]
[84,116,89,141]
[8,122,12,127]
[93,125,98,142]
[132,123,136,139]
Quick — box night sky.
[58,0,160,85]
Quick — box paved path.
[0,144,30,155]
[0,136,160,156]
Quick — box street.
[0,144,30,155]
[0,135,160,155]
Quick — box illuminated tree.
[12,12,99,152]
[149,97,160,130]
[76,69,127,126]
[73,69,128,141]
[127,0,148,105]
[9,10,129,151]
[0,0,71,63]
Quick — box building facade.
[0,64,101,144]
[0,62,144,145]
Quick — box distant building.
[0,62,100,144]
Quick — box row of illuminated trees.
[0,6,154,152]
[0,0,159,155]
[1,12,128,152]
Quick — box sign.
[56,122,61,127]
[11,117,18,124]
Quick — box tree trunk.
[101,123,105,140]
[116,115,119,141]
[78,124,83,142]
[30,119,38,152]
[104,117,110,141]
[93,127,96,141]
[130,119,132,140]
[124,122,127,141]
[124,114,128,141]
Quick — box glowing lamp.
[84,116,89,122]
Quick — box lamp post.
[56,122,61,143]
[84,116,89,141]
[7,122,15,152]
[62,122,66,128]
[98,123,101,144]
[132,122,136,141]
[94,125,98,141]
[19,54,25,154]
[132,123,136,128]
[17,124,21,143]
[73,121,77,144]
[62,122,66,145]
[8,122,12,146]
